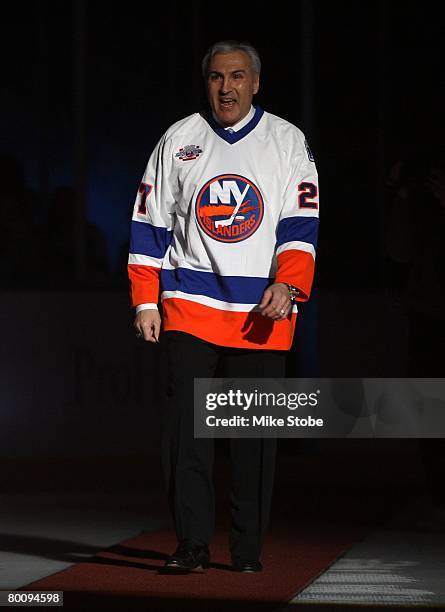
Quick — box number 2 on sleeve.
[298,182,318,209]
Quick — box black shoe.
[232,559,263,572]
[164,540,210,572]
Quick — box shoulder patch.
[175,144,203,161]
[304,139,315,162]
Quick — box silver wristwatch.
[285,283,300,302]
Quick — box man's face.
[206,50,260,127]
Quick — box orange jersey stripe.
[128,264,160,306]
[275,249,315,301]
[162,297,297,350]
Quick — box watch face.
[286,284,299,301]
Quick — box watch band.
[285,283,300,302]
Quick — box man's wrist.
[275,282,300,302]
[135,303,159,314]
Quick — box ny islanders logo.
[195,174,264,243]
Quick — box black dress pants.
[161,331,286,561]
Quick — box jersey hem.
[162,297,295,351]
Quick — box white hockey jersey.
[128,106,319,350]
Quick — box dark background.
[3,0,443,283]
[1,1,444,464]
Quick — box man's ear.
[253,75,260,95]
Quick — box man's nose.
[219,77,232,94]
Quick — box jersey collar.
[212,105,255,132]
[204,106,264,144]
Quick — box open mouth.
[219,98,236,109]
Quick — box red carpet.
[25,520,366,611]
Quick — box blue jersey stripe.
[276,216,319,249]
[161,268,271,304]
[129,220,172,259]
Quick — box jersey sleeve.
[127,134,176,307]
[274,132,319,302]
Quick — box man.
[128,40,319,572]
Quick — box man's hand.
[258,283,292,320]
[134,309,161,342]
[426,167,445,208]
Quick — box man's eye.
[233,73,243,79]
[210,74,221,81]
